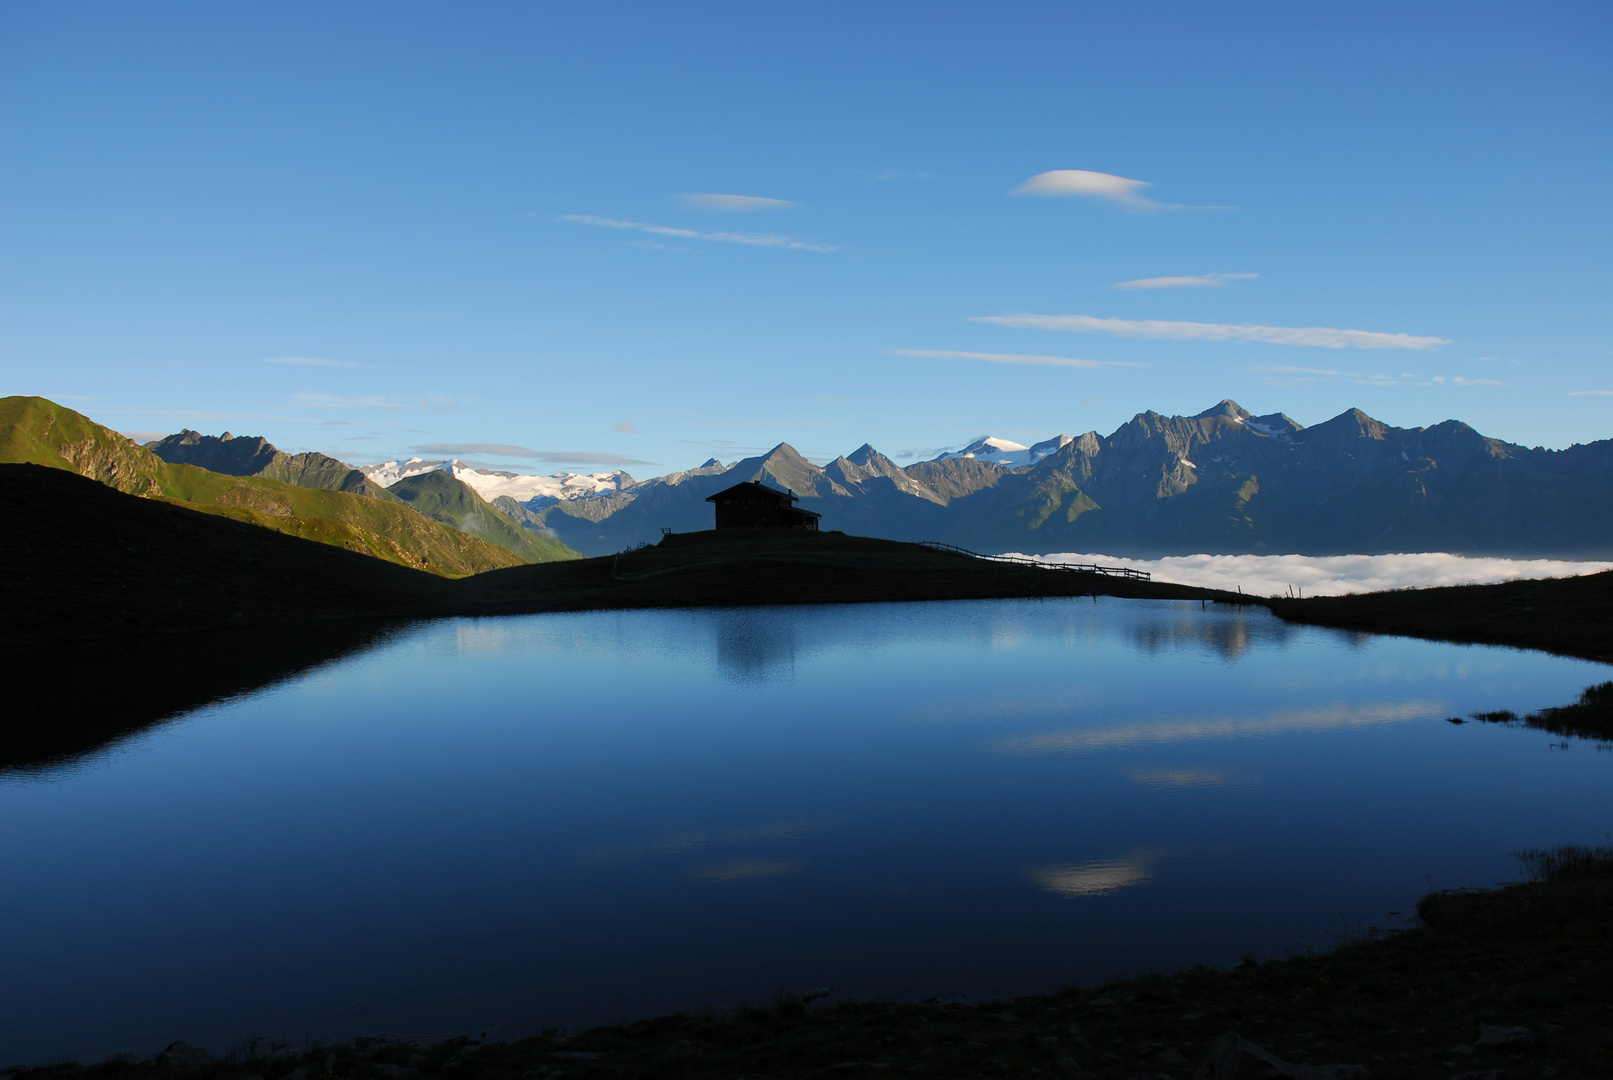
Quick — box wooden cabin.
[705,480,822,531]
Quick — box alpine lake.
[4,597,1610,1064]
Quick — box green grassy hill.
[0,395,564,576]
[387,469,580,564]
[147,428,401,499]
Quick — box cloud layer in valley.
[562,214,834,252]
[1025,551,1613,597]
[974,314,1450,351]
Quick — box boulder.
[1476,1025,1534,1049]
[156,1042,214,1075]
[1192,1032,1370,1080]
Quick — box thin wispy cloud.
[1569,390,1613,397]
[974,313,1450,351]
[693,419,836,426]
[412,443,653,466]
[1427,375,1506,387]
[293,393,419,410]
[676,193,798,211]
[561,214,835,252]
[1113,273,1259,290]
[893,349,1141,370]
[613,421,638,433]
[1245,367,1504,388]
[264,356,371,369]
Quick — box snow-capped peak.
[931,434,1070,468]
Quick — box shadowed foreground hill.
[0,464,457,649]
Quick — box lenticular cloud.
[1020,552,1613,597]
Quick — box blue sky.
[2,2,1609,475]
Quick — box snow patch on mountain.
[360,458,640,502]
[932,434,1072,468]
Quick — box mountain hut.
[705,480,821,531]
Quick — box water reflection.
[3,598,1611,1065]
[1,622,404,775]
[715,609,799,684]
[1124,606,1294,660]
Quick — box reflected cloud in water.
[1028,850,1164,898]
[1001,699,1441,754]
[581,817,838,864]
[1129,768,1260,790]
[1124,608,1298,661]
[693,859,802,883]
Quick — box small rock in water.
[1476,1025,1534,1049]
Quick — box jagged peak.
[1193,400,1251,421]
[845,443,884,467]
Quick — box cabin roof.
[705,480,801,505]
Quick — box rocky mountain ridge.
[515,400,1613,559]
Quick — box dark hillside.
[1265,570,1613,663]
[453,528,1210,614]
[0,464,455,650]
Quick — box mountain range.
[474,400,1613,559]
[11,394,1613,566]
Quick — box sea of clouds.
[1023,551,1613,598]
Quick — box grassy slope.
[387,469,580,564]
[0,396,533,576]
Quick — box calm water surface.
[4,598,1611,1063]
